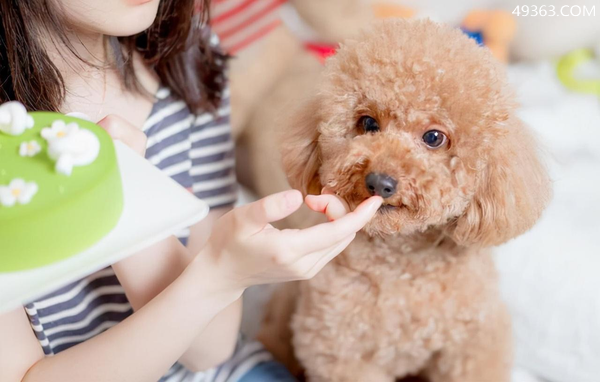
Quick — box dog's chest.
[297,234,499,362]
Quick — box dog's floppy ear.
[447,117,551,247]
[280,97,323,196]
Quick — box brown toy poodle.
[271,19,551,382]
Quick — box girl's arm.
[113,208,243,372]
[0,308,45,382]
[180,208,243,371]
[1,250,242,382]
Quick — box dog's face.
[317,106,472,237]
[283,20,551,246]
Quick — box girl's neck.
[41,27,113,116]
[40,24,158,125]
[45,29,109,80]
[69,30,107,64]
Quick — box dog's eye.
[422,130,448,149]
[358,116,380,133]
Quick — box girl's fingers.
[238,190,303,234]
[292,233,355,279]
[97,114,147,155]
[308,234,356,277]
[97,114,128,140]
[283,196,382,255]
[305,194,349,221]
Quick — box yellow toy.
[557,48,600,96]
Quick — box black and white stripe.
[144,87,237,209]
[25,268,132,355]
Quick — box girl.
[0,1,382,381]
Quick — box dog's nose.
[365,172,397,199]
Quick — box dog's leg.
[424,306,512,382]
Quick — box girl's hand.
[200,190,382,290]
[97,114,147,156]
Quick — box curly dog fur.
[274,19,551,382]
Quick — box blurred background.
[209,1,600,381]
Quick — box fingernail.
[367,197,382,213]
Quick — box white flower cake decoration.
[0,179,38,207]
[41,120,100,176]
[0,101,34,136]
[41,119,78,140]
[19,140,42,157]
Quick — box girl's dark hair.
[0,0,228,113]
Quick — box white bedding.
[497,61,600,382]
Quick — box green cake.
[0,102,123,272]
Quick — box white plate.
[0,141,209,313]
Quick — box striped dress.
[23,87,275,381]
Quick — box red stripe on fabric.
[218,0,285,40]
[228,19,281,54]
[212,0,259,25]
